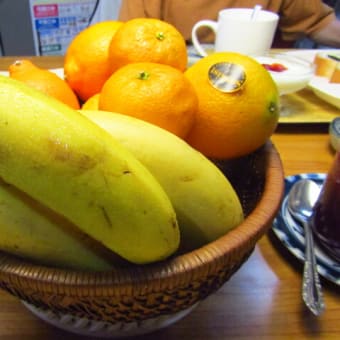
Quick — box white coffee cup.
[192,8,279,57]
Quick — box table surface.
[0,56,339,340]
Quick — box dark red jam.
[312,152,340,262]
[262,63,287,72]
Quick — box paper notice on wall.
[29,0,120,55]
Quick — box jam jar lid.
[329,117,340,152]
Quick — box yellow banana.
[0,76,179,264]
[0,178,117,270]
[81,110,244,251]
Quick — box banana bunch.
[0,178,116,270]
[81,110,244,252]
[0,76,243,270]
[0,75,179,266]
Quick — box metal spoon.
[287,178,325,316]
[250,5,262,20]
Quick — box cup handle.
[191,20,217,57]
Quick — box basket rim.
[0,141,284,293]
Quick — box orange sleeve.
[118,0,264,42]
[275,0,336,41]
[118,0,163,21]
[118,0,336,43]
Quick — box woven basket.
[0,141,284,334]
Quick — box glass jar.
[311,152,340,262]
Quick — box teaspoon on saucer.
[287,179,325,316]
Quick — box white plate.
[284,49,339,63]
[285,49,340,109]
[0,68,64,79]
[309,76,340,109]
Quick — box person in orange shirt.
[295,0,340,48]
[118,0,340,48]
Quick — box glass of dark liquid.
[311,152,340,262]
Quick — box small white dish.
[255,53,314,95]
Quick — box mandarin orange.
[99,62,197,138]
[185,52,280,159]
[9,59,80,109]
[108,18,187,73]
[64,21,122,102]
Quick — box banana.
[81,110,244,251]
[0,178,118,271]
[0,76,179,264]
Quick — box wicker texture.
[0,141,284,324]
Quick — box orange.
[64,20,122,102]
[99,62,197,138]
[9,59,80,109]
[185,52,280,159]
[108,18,187,73]
[81,93,100,110]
